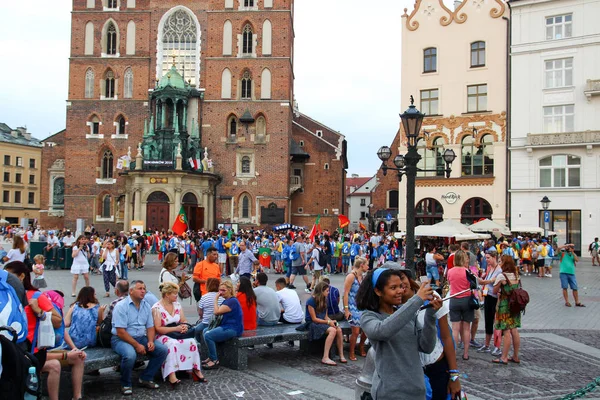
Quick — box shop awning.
[415,219,476,238]
[468,218,511,235]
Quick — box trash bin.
[29,241,46,261]
[355,347,375,400]
[63,246,73,270]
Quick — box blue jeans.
[194,322,208,343]
[111,335,168,387]
[203,327,238,361]
[119,260,128,280]
[258,317,278,326]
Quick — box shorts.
[292,264,307,276]
[130,253,138,264]
[342,256,350,266]
[285,262,292,277]
[426,265,440,281]
[273,252,280,261]
[535,259,545,268]
[592,249,598,257]
[449,297,475,323]
[560,273,578,290]
[522,259,532,265]
[71,264,89,275]
[178,253,185,263]
[218,253,227,264]
[544,258,552,267]
[473,308,481,320]
[313,269,322,280]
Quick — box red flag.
[359,222,367,231]
[308,214,321,242]
[338,215,350,228]
[171,206,188,235]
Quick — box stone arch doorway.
[182,192,204,231]
[146,191,170,232]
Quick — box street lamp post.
[378,96,456,273]
[541,196,551,238]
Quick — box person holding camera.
[70,235,91,297]
[559,244,584,307]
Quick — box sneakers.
[491,348,502,357]
[477,346,491,353]
[470,339,482,348]
[545,273,552,278]
[287,284,297,289]
[458,342,464,349]
[304,288,312,293]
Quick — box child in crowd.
[32,254,48,289]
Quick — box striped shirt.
[199,292,225,324]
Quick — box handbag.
[468,290,480,310]
[207,314,223,331]
[37,312,56,349]
[164,322,195,340]
[193,282,202,302]
[178,281,192,300]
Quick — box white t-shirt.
[311,248,322,271]
[92,241,101,255]
[425,252,436,267]
[159,268,179,286]
[417,292,450,367]
[276,288,304,323]
[47,236,60,247]
[62,236,76,247]
[178,240,186,254]
[6,249,26,263]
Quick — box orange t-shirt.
[193,260,221,295]
[237,292,257,331]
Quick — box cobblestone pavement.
[4,244,599,399]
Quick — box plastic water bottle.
[24,366,38,400]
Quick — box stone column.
[134,188,142,221]
[124,190,131,230]
[207,189,214,229]
[202,190,208,228]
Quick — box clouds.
[0,0,415,176]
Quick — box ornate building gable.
[403,0,506,31]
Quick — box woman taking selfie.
[357,265,441,400]
[71,235,91,297]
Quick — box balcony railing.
[289,175,302,194]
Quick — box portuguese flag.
[338,214,350,229]
[171,206,188,235]
[259,247,271,267]
[308,214,322,243]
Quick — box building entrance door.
[182,193,204,231]
[146,191,170,231]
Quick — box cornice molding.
[416,176,494,187]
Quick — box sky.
[0,0,427,176]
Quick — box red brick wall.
[39,131,66,230]
[371,129,401,218]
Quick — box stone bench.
[217,320,352,370]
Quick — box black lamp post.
[541,196,551,238]
[378,96,456,272]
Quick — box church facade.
[39,0,347,233]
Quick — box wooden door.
[146,203,170,232]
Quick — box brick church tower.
[40,0,347,232]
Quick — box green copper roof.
[158,65,187,90]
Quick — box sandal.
[321,359,337,366]
[508,357,521,364]
[339,358,347,364]
[203,360,220,370]
[121,386,133,396]
[349,355,357,361]
[576,303,586,307]
[462,355,469,361]
[565,302,572,307]
[492,359,508,365]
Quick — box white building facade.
[347,175,377,231]
[397,0,508,230]
[509,0,600,254]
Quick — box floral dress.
[494,273,522,330]
[348,272,362,327]
[68,303,100,349]
[152,301,201,379]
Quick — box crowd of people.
[0,224,590,400]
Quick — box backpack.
[0,270,28,344]
[589,242,594,252]
[230,242,239,255]
[540,245,548,257]
[547,245,554,257]
[342,243,350,255]
[350,244,358,257]
[508,283,530,315]
[98,298,125,348]
[289,245,300,261]
[318,249,327,267]
[281,244,290,262]
[0,326,42,400]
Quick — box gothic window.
[124,67,133,98]
[229,116,237,136]
[256,116,266,137]
[85,68,94,98]
[104,70,115,98]
[161,9,198,86]
[221,68,232,99]
[102,195,111,218]
[53,177,65,208]
[107,0,117,8]
[240,194,250,219]
[89,115,100,135]
[241,156,251,174]
[242,24,253,55]
[85,22,94,55]
[241,70,252,99]
[101,150,114,179]
[262,20,272,55]
[223,20,232,56]
[244,0,254,6]
[117,115,126,134]
[260,68,271,99]
[126,20,136,55]
[106,22,117,55]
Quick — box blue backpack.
[281,245,290,262]
[0,270,28,344]
[289,244,300,261]
[230,242,239,255]
[342,243,350,255]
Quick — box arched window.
[85,22,94,55]
[104,70,115,98]
[461,197,493,225]
[241,70,252,99]
[223,20,232,56]
[324,163,330,170]
[126,20,136,55]
[147,191,170,203]
[261,68,271,99]
[106,22,117,55]
[256,116,266,137]
[102,195,111,218]
[124,67,133,98]
[85,68,94,98]
[539,154,580,188]
[262,20,272,55]
[229,116,237,136]
[53,177,65,207]
[101,150,113,179]
[221,68,232,99]
[480,134,494,175]
[242,24,253,55]
[89,115,101,135]
[415,198,444,226]
[470,41,486,67]
[423,47,437,73]
[388,190,399,209]
[240,194,250,219]
[116,115,126,135]
[241,156,251,174]
[417,137,444,177]
[160,9,199,86]
[461,135,476,176]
